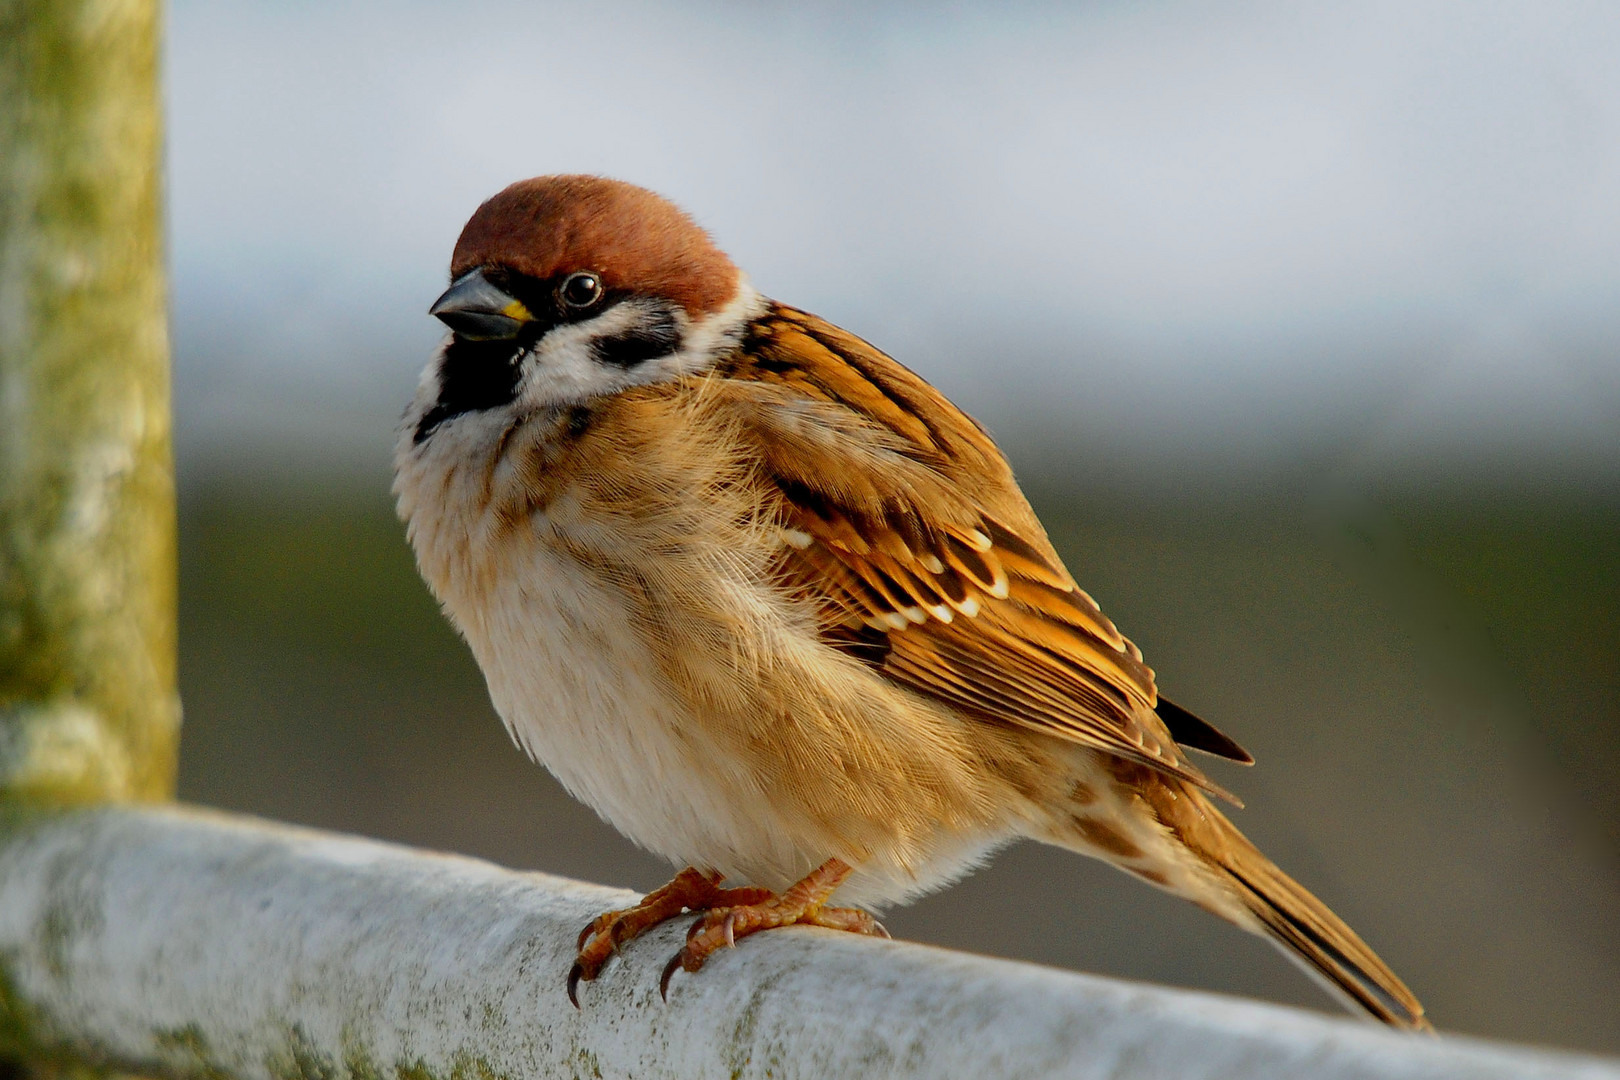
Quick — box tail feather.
[1214,824,1430,1031]
[1060,759,1429,1030]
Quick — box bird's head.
[410,175,756,445]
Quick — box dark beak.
[429,269,534,340]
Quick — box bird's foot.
[568,866,771,1006]
[658,857,887,999]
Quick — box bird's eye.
[559,272,604,309]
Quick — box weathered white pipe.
[0,805,1613,1080]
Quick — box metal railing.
[2,804,1616,1080]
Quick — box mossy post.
[0,0,178,804]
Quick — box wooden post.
[0,0,177,804]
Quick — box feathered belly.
[436,537,1011,904]
[453,543,778,870]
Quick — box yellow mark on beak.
[501,299,535,323]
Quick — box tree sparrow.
[393,175,1428,1029]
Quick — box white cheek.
[512,300,670,407]
[516,339,613,406]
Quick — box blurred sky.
[166,1,1620,492]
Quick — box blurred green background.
[164,0,1619,1056]
[175,473,1620,1052]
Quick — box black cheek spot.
[590,310,681,369]
[414,337,523,444]
[564,405,593,440]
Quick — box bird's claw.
[658,949,684,1000]
[566,962,586,1009]
[565,867,775,1006]
[569,861,880,1005]
[655,898,887,999]
[577,914,608,953]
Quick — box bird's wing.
[711,304,1248,801]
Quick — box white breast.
[394,423,811,885]
[464,530,750,863]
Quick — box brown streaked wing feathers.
[715,303,1243,803]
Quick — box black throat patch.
[413,336,524,444]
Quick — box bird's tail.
[1193,809,1430,1031]
[1055,762,1430,1030]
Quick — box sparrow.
[393,174,1428,1029]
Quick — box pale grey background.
[167,0,1620,491]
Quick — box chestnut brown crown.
[450,175,741,319]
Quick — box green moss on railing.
[0,962,42,1058]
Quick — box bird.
[393,174,1429,1029]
